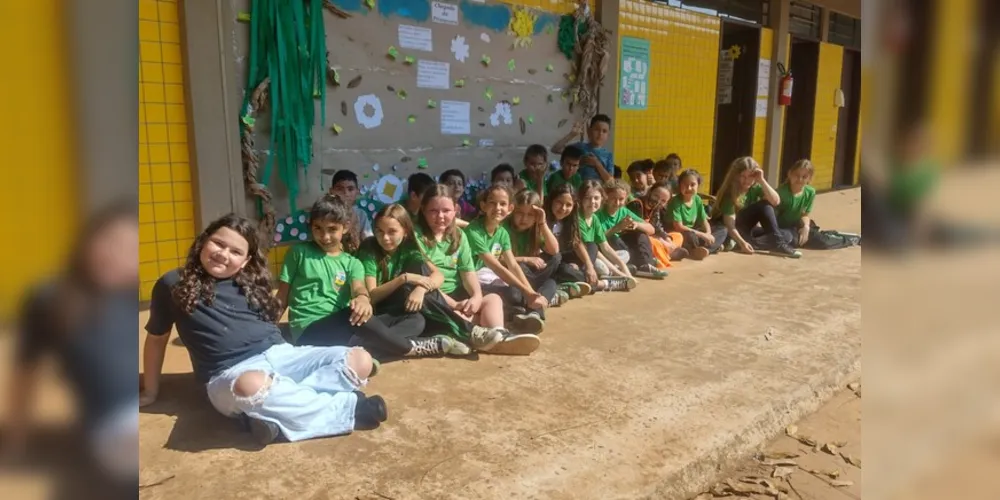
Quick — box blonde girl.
[506,188,568,306]
[712,156,800,257]
[577,180,637,291]
[777,160,860,249]
[598,179,668,279]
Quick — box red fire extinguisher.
[778,62,793,106]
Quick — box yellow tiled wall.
[139,0,195,301]
[0,0,77,319]
[751,29,790,172]
[614,1,721,191]
[809,42,844,190]
[930,0,973,164]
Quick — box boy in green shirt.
[515,144,550,200]
[547,144,584,193]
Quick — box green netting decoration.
[239,0,328,240]
[557,14,587,60]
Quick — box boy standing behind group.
[547,145,584,193]
[330,170,374,239]
[552,114,615,183]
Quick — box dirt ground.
[690,386,862,500]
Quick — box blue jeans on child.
[205,343,365,442]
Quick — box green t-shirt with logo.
[775,184,816,228]
[518,169,549,197]
[464,217,512,269]
[356,238,424,285]
[414,226,475,295]
[505,220,543,257]
[546,171,582,192]
[667,194,708,228]
[578,214,607,244]
[594,206,643,234]
[718,184,764,217]
[279,243,365,340]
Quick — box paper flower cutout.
[728,44,742,60]
[509,7,537,49]
[489,102,513,127]
[354,94,384,129]
[451,35,470,63]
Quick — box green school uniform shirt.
[518,169,549,197]
[464,217,512,269]
[414,226,475,295]
[595,206,643,234]
[718,184,764,217]
[888,161,939,215]
[279,243,365,340]
[546,171,583,192]
[667,194,708,228]
[505,220,544,257]
[775,184,816,228]
[578,214,607,244]
[356,239,424,285]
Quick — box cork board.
[231,0,583,225]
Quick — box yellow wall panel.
[809,43,844,190]
[0,0,78,319]
[614,1,721,191]
[140,0,195,302]
[930,0,973,164]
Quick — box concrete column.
[595,0,620,145]
[762,0,791,186]
[820,8,831,42]
[180,0,248,231]
[67,0,138,213]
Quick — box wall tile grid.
[0,0,77,319]
[930,0,973,164]
[751,28,790,170]
[139,0,196,301]
[614,1,721,192]
[809,42,843,189]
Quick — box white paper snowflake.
[451,35,470,63]
[489,102,514,127]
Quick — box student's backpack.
[805,222,861,250]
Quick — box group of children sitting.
[141,114,859,446]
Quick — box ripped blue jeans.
[205,343,365,441]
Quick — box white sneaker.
[488,333,541,356]
[468,326,503,352]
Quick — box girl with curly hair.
[141,214,388,446]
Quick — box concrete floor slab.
[138,189,861,500]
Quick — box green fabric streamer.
[241,0,327,215]
[557,14,587,61]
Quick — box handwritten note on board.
[416,60,450,89]
[440,100,470,135]
[398,25,433,52]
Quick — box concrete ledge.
[138,189,861,500]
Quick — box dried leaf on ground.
[761,458,798,467]
[841,453,862,468]
[763,451,800,460]
[833,440,848,447]
[723,478,779,497]
[691,494,713,500]
[793,435,818,447]
[822,443,839,456]
[772,466,794,479]
[830,480,854,487]
[825,469,841,479]
[847,382,860,391]
[785,425,798,436]
[764,327,775,341]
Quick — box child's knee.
[233,370,272,401]
[346,347,374,380]
[482,293,502,310]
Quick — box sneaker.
[627,264,638,275]
[510,311,545,334]
[634,264,668,280]
[407,337,443,357]
[488,333,541,355]
[549,290,569,307]
[615,250,631,263]
[353,391,388,430]
[604,276,637,291]
[245,416,281,446]
[468,325,504,351]
[369,358,381,377]
[558,282,581,298]
[723,239,737,252]
[772,243,803,259]
[669,247,689,261]
[575,282,593,296]
[435,335,471,356]
[689,247,710,260]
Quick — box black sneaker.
[353,391,388,430]
[510,311,545,335]
[773,243,803,259]
[634,264,668,280]
[244,415,281,446]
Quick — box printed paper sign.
[416,60,450,89]
[717,86,733,105]
[398,24,433,52]
[757,59,772,96]
[619,37,650,110]
[440,100,471,135]
[755,98,769,118]
[432,2,459,25]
